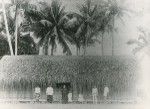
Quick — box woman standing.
[61,85,68,104]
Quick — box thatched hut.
[0,55,139,101]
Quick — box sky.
[1,0,150,56]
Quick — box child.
[34,86,41,102]
[78,94,84,103]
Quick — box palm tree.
[127,27,150,55]
[64,0,101,55]
[0,25,37,55]
[0,1,38,55]
[91,1,113,56]
[62,13,83,55]
[10,0,35,55]
[0,0,37,55]
[1,0,14,55]
[12,0,25,55]
[26,0,72,55]
[17,33,37,55]
[104,0,130,56]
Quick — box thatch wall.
[0,55,139,100]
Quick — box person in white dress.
[68,91,72,103]
[103,86,109,100]
[34,86,41,102]
[92,86,98,104]
[46,85,54,103]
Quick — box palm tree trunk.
[39,46,44,55]
[112,32,114,56]
[101,33,104,56]
[112,17,115,56]
[83,45,87,56]
[83,35,88,56]
[79,47,81,56]
[51,46,54,56]
[76,46,79,56]
[35,44,39,55]
[2,1,14,55]
[15,14,18,55]
[14,1,19,56]
[44,43,49,55]
[44,36,50,55]
[76,47,78,56]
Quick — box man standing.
[103,86,109,100]
[46,85,54,103]
[92,86,98,104]
[62,85,68,104]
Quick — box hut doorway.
[56,82,71,89]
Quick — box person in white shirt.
[34,86,41,102]
[68,91,72,103]
[78,93,84,103]
[92,86,98,104]
[103,86,109,100]
[46,85,54,103]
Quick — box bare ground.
[0,103,148,109]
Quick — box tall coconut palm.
[92,1,113,56]
[0,1,38,55]
[104,0,130,56]
[26,0,72,55]
[64,0,101,55]
[62,13,83,55]
[0,0,36,55]
[1,0,14,55]
[10,0,35,55]
[12,0,24,55]
[0,24,37,55]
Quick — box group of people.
[92,86,109,104]
[34,85,70,103]
[34,85,109,104]
[35,85,54,103]
[78,86,109,104]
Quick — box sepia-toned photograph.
[0,0,150,109]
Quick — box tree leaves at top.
[26,0,72,55]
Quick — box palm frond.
[57,6,66,21]
[64,17,79,28]
[56,28,72,55]
[127,39,144,47]
[25,9,46,21]
[132,46,145,55]
[75,22,86,39]
[138,35,148,44]
[39,20,52,27]
[50,0,64,23]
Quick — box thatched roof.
[0,55,139,95]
